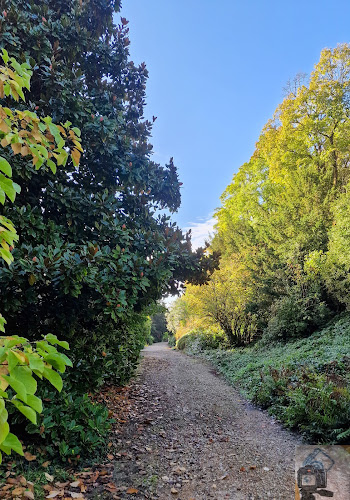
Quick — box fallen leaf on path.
[24,491,35,499]
[11,487,25,496]
[126,488,139,494]
[46,491,61,498]
[69,481,81,488]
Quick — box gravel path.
[112,342,301,500]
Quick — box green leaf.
[0,248,13,265]
[44,354,66,373]
[2,49,9,64]
[1,432,24,455]
[0,157,12,177]
[12,401,36,424]
[0,422,9,445]
[0,175,16,202]
[7,350,19,372]
[0,443,10,455]
[4,337,27,349]
[27,353,45,373]
[45,334,69,350]
[47,159,57,174]
[12,366,37,395]
[26,394,42,414]
[42,367,63,392]
[36,340,57,354]
[72,127,81,137]
[5,375,27,403]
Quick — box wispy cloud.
[184,216,216,250]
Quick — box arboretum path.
[111,343,301,500]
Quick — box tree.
[0,0,208,385]
[151,312,168,342]
[201,45,350,342]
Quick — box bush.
[20,385,112,463]
[168,335,176,347]
[265,288,331,342]
[176,328,228,351]
[254,364,350,442]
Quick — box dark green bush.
[265,288,331,342]
[23,386,112,463]
[168,335,176,347]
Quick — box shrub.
[168,335,176,347]
[183,315,350,443]
[264,288,331,342]
[176,328,228,351]
[253,364,350,442]
[19,385,112,463]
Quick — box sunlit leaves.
[0,334,71,457]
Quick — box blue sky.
[121,0,350,247]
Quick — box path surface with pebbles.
[112,342,301,500]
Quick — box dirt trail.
[111,342,301,500]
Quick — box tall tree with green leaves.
[0,0,209,385]
[188,45,350,342]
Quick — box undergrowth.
[181,315,350,443]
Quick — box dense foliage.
[0,0,208,388]
[0,0,213,463]
[167,45,350,442]
[151,312,168,342]
[0,51,81,462]
[170,45,350,346]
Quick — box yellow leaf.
[13,351,27,364]
[56,125,67,137]
[28,274,36,286]
[71,148,81,165]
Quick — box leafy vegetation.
[0,0,211,466]
[180,315,350,442]
[171,45,350,348]
[0,49,81,463]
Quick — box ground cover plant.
[179,315,350,443]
